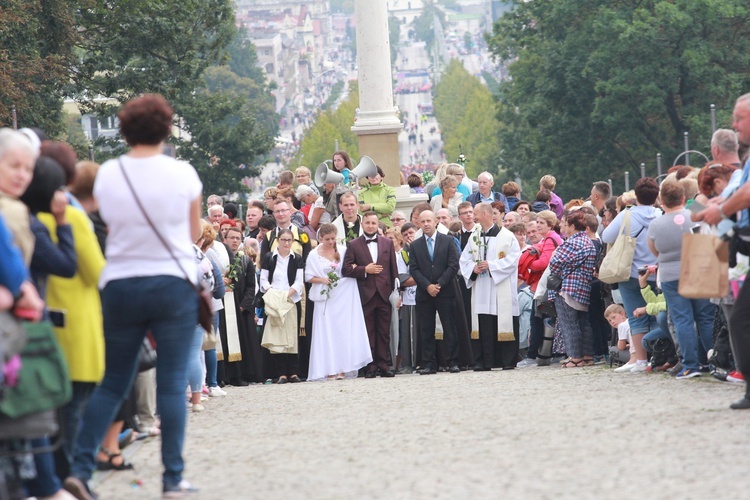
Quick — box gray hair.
[0,128,38,161]
[206,194,223,206]
[478,171,494,183]
[207,205,224,216]
[711,128,739,154]
[295,184,315,199]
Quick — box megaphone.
[315,162,344,187]
[350,155,377,181]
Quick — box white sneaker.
[614,362,636,373]
[630,363,648,373]
[208,386,227,397]
[199,394,208,402]
[517,358,537,368]
[191,403,205,413]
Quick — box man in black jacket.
[409,210,461,374]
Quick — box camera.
[637,265,657,276]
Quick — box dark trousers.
[363,294,393,372]
[274,353,300,378]
[730,279,750,381]
[528,313,544,359]
[474,314,520,368]
[417,296,458,370]
[588,280,609,356]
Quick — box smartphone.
[48,309,67,328]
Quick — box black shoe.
[730,397,750,410]
[378,369,395,378]
[502,366,516,370]
[417,367,437,375]
[289,375,303,383]
[276,377,288,384]
[230,378,250,387]
[364,371,377,379]
[449,365,460,373]
[473,366,491,372]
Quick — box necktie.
[427,237,434,260]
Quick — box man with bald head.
[409,210,461,374]
[435,207,453,228]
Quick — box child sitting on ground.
[605,304,638,372]
[632,266,676,371]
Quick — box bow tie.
[366,238,378,244]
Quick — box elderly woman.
[648,181,715,379]
[295,166,319,196]
[548,210,597,367]
[296,184,330,231]
[64,94,203,499]
[430,176,462,218]
[431,163,471,200]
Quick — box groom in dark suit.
[409,210,461,374]
[342,211,399,377]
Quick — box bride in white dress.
[305,223,372,380]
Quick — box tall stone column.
[352,0,402,184]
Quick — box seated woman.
[429,176,462,218]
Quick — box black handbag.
[547,274,564,291]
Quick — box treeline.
[0,1,278,196]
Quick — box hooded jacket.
[601,205,661,279]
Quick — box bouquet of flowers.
[472,231,488,277]
[321,267,341,313]
[226,251,244,291]
[346,221,358,244]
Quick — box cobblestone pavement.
[94,365,750,499]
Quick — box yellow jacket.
[39,206,106,383]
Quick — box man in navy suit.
[409,210,461,374]
[342,211,399,377]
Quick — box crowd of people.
[4,92,750,499]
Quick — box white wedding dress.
[306,246,372,381]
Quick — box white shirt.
[396,250,416,306]
[95,154,202,287]
[365,235,378,262]
[260,251,304,303]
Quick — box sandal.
[289,375,302,383]
[559,357,571,365]
[96,447,135,471]
[335,373,345,380]
[561,359,585,368]
[582,357,595,366]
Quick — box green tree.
[487,0,750,200]
[433,60,502,178]
[413,0,446,49]
[295,83,360,170]
[71,0,235,116]
[389,16,401,64]
[0,0,75,136]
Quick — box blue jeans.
[642,311,670,352]
[660,280,715,371]
[618,278,656,335]
[70,276,197,490]
[187,326,205,393]
[25,438,62,497]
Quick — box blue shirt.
[0,215,27,295]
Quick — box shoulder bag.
[599,210,641,284]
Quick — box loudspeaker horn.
[315,162,344,186]
[350,155,377,180]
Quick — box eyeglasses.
[391,217,404,222]
[278,238,293,243]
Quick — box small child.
[605,304,638,372]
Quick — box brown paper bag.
[678,233,728,298]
